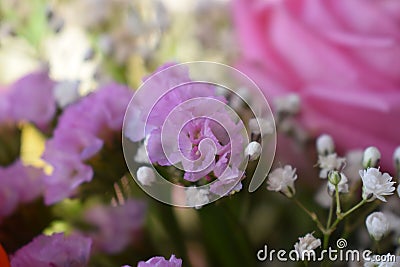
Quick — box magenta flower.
[0,160,44,219]
[232,0,400,170]
[43,83,133,204]
[10,233,92,267]
[82,199,146,254]
[137,255,182,267]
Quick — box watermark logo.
[122,62,276,207]
[257,238,398,263]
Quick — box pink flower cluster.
[42,83,133,204]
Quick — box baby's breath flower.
[267,165,297,198]
[136,166,156,186]
[186,186,209,209]
[244,141,262,161]
[294,233,321,260]
[316,134,335,155]
[318,153,346,178]
[360,168,396,202]
[363,146,381,169]
[365,212,389,241]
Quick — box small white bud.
[316,134,335,155]
[327,172,349,194]
[244,142,262,161]
[362,146,381,168]
[136,166,156,186]
[365,212,389,241]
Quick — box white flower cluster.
[294,233,321,260]
[266,165,297,198]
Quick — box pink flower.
[7,72,56,128]
[42,83,133,204]
[10,233,92,267]
[0,160,44,219]
[82,199,146,254]
[137,255,182,267]
[0,72,56,128]
[126,63,246,189]
[232,0,400,170]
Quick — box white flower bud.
[328,171,341,186]
[328,172,349,194]
[362,146,381,169]
[244,141,262,161]
[365,212,389,241]
[136,166,156,186]
[316,134,335,155]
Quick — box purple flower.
[137,255,182,267]
[10,233,92,267]
[42,83,133,204]
[125,64,247,192]
[81,199,146,254]
[0,160,44,219]
[7,71,56,129]
[43,151,93,205]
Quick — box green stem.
[294,199,327,234]
[323,198,335,249]
[329,199,367,232]
[335,185,341,215]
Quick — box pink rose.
[232,0,400,171]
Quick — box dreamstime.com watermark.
[257,238,398,263]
